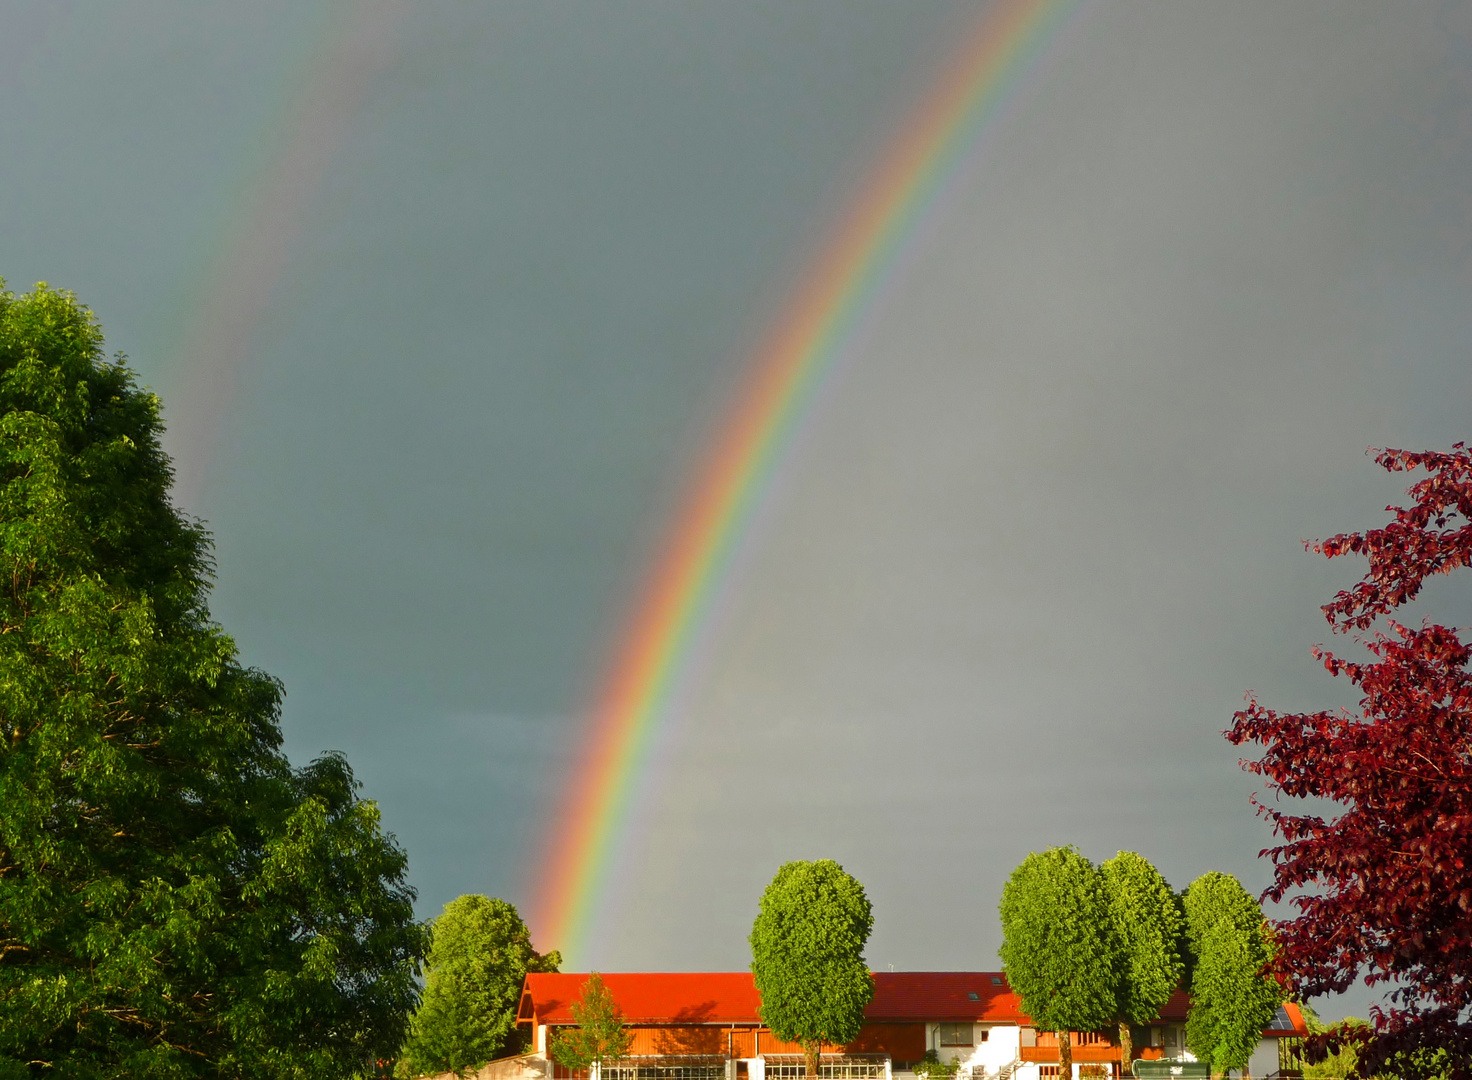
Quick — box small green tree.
[400,895,561,1077]
[750,860,876,1080]
[0,283,426,1079]
[998,847,1120,1080]
[1182,873,1281,1078]
[548,973,633,1075]
[1101,852,1185,1068]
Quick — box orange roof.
[521,973,762,1025]
[1264,1001,1309,1037]
[518,972,1307,1037]
[868,972,1022,1022]
[522,972,1026,1026]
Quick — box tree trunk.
[1118,1022,1132,1078]
[805,1039,821,1080]
[1058,1031,1072,1080]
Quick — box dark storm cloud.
[0,0,975,918]
[610,4,1472,1026]
[2,0,1468,1026]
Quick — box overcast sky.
[5,1,1472,1023]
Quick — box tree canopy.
[399,895,560,1078]
[0,283,426,1079]
[1101,851,1184,1066]
[1227,444,1472,1080]
[750,859,875,1079]
[1181,872,1280,1075]
[547,973,633,1074]
[1300,1017,1373,1080]
[998,847,1119,1080]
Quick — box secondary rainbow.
[165,4,403,509]
[534,0,1086,963]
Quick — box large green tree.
[399,895,560,1078]
[0,284,426,1079]
[998,847,1120,1080]
[1101,852,1185,1069]
[750,860,875,1080]
[1181,873,1280,1078]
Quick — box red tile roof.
[518,972,1306,1037]
[523,973,1033,1027]
[521,973,762,1026]
[867,972,1021,1023]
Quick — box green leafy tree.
[998,847,1120,1080]
[1101,852,1185,1068]
[750,859,876,1080]
[548,973,633,1075]
[0,283,426,1079]
[400,895,561,1077]
[1301,1019,1371,1080]
[1182,873,1281,1078]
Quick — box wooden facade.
[551,1024,928,1063]
[1020,1032,1123,1065]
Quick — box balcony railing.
[1019,1047,1122,1064]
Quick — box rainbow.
[165,2,404,510]
[534,0,1087,963]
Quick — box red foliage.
[1227,444,1472,1080]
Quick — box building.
[510,972,1309,1080]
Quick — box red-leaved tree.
[1227,444,1472,1080]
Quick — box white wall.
[923,1024,1023,1076]
[1247,1038,1278,1079]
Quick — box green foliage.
[998,847,1119,1034]
[400,895,560,1078]
[1302,1019,1369,1080]
[914,1051,959,1080]
[0,284,427,1078]
[548,973,633,1072]
[1101,852,1184,1024]
[1181,872,1281,1073]
[1295,1013,1448,1080]
[1101,852,1184,1066]
[749,860,875,1075]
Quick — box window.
[763,1057,886,1080]
[1147,1027,1179,1050]
[938,1024,973,1047]
[601,1059,727,1080]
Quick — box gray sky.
[5,0,1472,1023]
